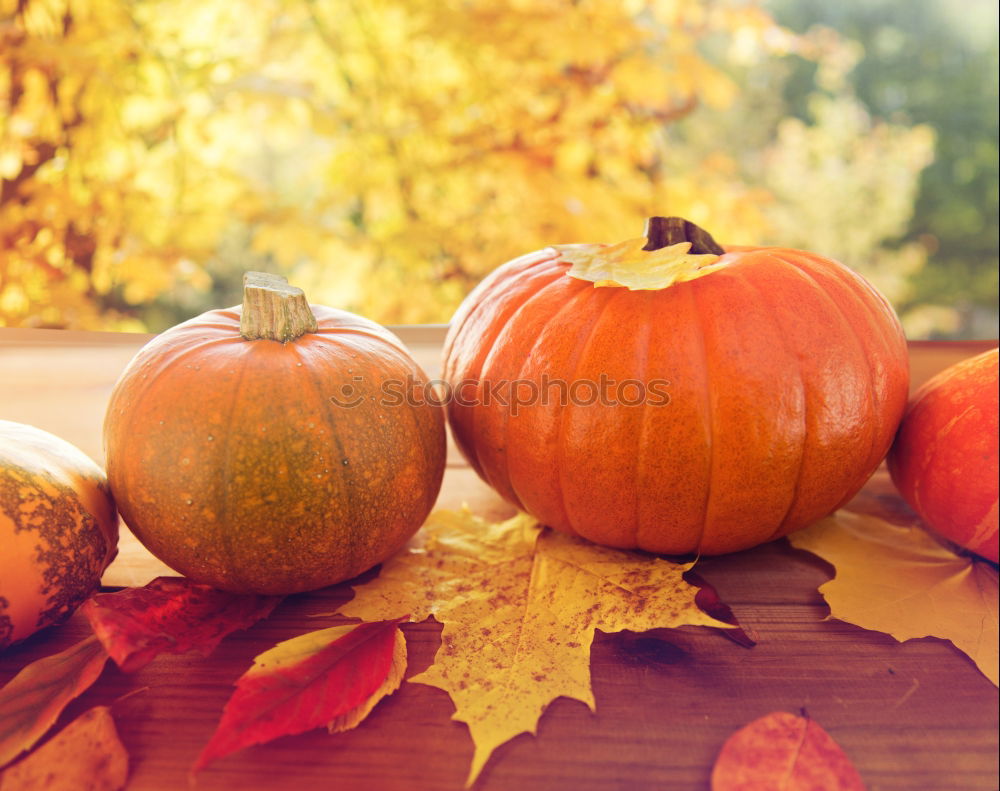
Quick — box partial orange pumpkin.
[888,348,999,562]
[104,273,446,595]
[0,421,118,650]
[442,217,910,555]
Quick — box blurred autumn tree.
[1,0,994,335]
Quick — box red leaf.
[0,636,109,769]
[684,570,757,647]
[711,711,867,791]
[193,618,407,773]
[80,577,281,673]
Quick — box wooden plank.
[1,525,995,791]
[1,327,997,791]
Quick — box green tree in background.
[766,0,999,337]
[668,23,939,332]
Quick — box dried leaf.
[558,238,725,290]
[684,570,757,647]
[0,637,109,769]
[81,577,281,673]
[711,711,866,790]
[193,618,406,772]
[338,509,730,784]
[0,706,127,791]
[789,511,999,685]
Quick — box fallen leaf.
[711,710,866,790]
[0,706,127,791]
[337,509,730,785]
[558,237,725,290]
[193,617,406,772]
[0,636,109,769]
[81,577,281,672]
[788,510,999,686]
[683,570,757,647]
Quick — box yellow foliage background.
[0,0,988,336]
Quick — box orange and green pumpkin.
[104,272,446,595]
[442,217,910,555]
[888,347,999,562]
[1,421,118,650]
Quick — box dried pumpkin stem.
[240,271,318,343]
[643,217,725,255]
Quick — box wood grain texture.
[0,327,997,791]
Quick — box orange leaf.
[193,618,407,773]
[0,636,109,769]
[0,706,128,791]
[80,577,281,673]
[711,711,866,790]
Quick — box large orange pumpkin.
[888,348,998,562]
[104,272,446,595]
[442,217,910,554]
[1,421,118,650]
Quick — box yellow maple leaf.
[788,511,999,686]
[557,238,726,290]
[337,509,729,785]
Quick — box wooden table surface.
[1,327,998,791]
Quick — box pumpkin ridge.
[401,363,443,530]
[300,331,444,586]
[553,288,619,541]
[824,265,896,503]
[215,346,251,591]
[902,391,963,518]
[312,325,412,357]
[628,292,654,550]
[299,342,363,577]
[107,334,246,585]
[795,249,900,332]
[462,260,574,488]
[108,334,238,446]
[770,251,882,512]
[443,249,564,372]
[780,249,907,473]
[500,302,554,514]
[687,280,717,554]
[913,403,980,519]
[736,263,810,541]
[825,259,898,476]
[498,274,598,513]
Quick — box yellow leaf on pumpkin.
[338,508,729,785]
[788,510,999,686]
[557,238,726,290]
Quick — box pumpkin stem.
[240,272,318,343]
[643,217,725,255]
